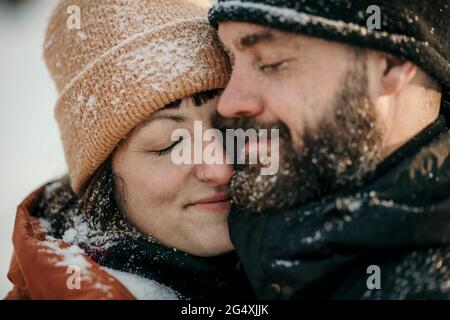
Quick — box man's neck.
[382,114,441,159]
[374,115,447,178]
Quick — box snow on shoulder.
[103,267,180,300]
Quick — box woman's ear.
[381,54,417,96]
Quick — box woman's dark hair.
[78,155,133,233]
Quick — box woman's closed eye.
[152,137,183,157]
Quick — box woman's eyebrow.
[143,114,187,127]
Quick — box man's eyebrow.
[238,31,274,49]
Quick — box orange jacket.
[4,186,135,300]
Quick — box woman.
[5,0,254,300]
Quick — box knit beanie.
[45,0,230,194]
[209,0,449,90]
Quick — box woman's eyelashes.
[152,137,183,157]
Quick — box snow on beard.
[230,58,384,213]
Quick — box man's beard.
[229,58,384,213]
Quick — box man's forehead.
[218,22,292,50]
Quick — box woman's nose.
[196,161,233,186]
[195,136,233,185]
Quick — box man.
[209,0,450,299]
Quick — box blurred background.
[0,0,66,297]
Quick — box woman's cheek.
[131,160,186,206]
[127,161,188,241]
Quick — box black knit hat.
[209,0,450,91]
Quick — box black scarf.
[79,234,256,300]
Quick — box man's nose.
[217,68,263,119]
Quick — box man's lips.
[187,193,231,213]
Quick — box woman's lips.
[188,193,231,213]
[191,201,231,212]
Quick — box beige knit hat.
[44,0,230,194]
